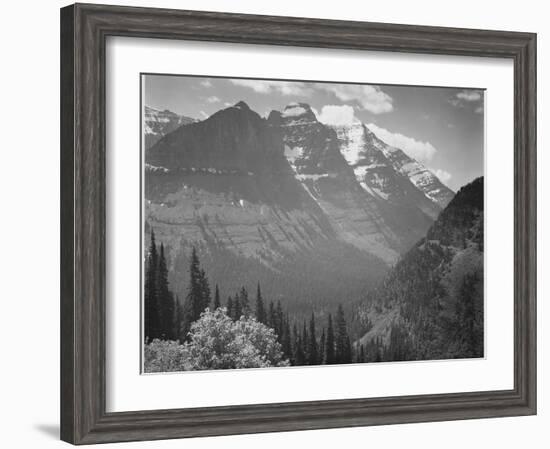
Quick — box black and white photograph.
[141,75,485,373]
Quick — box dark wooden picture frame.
[60,3,536,444]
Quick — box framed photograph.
[60,3,536,444]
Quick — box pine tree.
[276,301,284,338]
[319,328,326,364]
[344,335,353,364]
[144,230,160,341]
[226,296,233,319]
[359,344,365,363]
[334,304,348,364]
[156,243,175,340]
[173,295,181,341]
[375,337,383,362]
[291,324,299,365]
[213,284,221,310]
[233,296,242,320]
[198,268,211,311]
[293,324,305,366]
[308,313,318,365]
[239,286,250,317]
[255,283,266,323]
[282,316,292,360]
[302,320,309,363]
[325,314,335,364]
[268,301,276,328]
[181,247,203,340]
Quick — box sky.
[143,74,485,191]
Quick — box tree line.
[144,231,364,366]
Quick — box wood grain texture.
[60,3,537,445]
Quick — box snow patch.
[284,145,304,164]
[145,163,169,173]
[334,123,366,166]
[295,173,337,181]
[282,105,308,118]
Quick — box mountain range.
[143,101,455,318]
[144,106,196,150]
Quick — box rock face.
[144,106,195,150]
[144,101,455,317]
[332,122,454,217]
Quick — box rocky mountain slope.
[144,101,456,318]
[355,177,484,361]
[332,121,453,216]
[144,106,195,150]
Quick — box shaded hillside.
[356,177,484,361]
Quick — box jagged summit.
[328,121,454,212]
[233,100,251,110]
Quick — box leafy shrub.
[143,308,288,372]
[143,339,190,373]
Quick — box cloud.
[319,84,393,114]
[317,104,357,126]
[224,102,233,107]
[206,96,220,103]
[451,89,483,108]
[200,80,212,88]
[229,80,393,114]
[475,105,484,114]
[456,90,482,102]
[431,168,452,185]
[230,79,313,96]
[367,123,437,163]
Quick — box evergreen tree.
[239,286,250,317]
[325,314,335,364]
[198,268,211,311]
[255,283,266,323]
[302,320,309,363]
[334,304,348,363]
[359,344,365,363]
[226,296,233,319]
[144,230,160,341]
[375,337,383,362]
[319,328,326,364]
[213,284,221,310]
[293,324,305,366]
[291,324,299,365]
[276,301,284,338]
[173,295,181,341]
[181,247,203,340]
[344,335,353,364]
[268,301,276,328]
[282,316,292,359]
[308,313,318,365]
[156,243,175,340]
[233,296,242,320]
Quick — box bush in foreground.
[144,308,289,372]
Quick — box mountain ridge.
[144,106,196,150]
[355,176,484,361]
[144,100,460,320]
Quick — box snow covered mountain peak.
[330,121,454,211]
[281,102,318,124]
